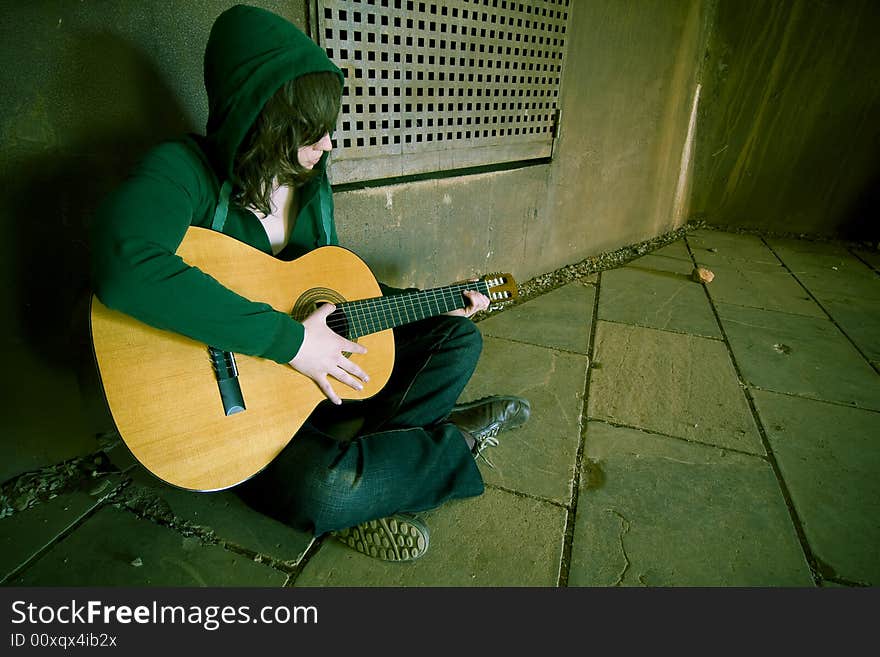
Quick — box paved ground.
[2,228,878,587]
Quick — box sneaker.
[331,513,429,562]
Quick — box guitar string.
[323,280,500,336]
[326,283,480,335]
[328,282,486,327]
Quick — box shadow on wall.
[5,31,193,430]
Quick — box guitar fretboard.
[336,281,491,339]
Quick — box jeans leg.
[357,315,483,432]
[236,420,483,535]
[236,316,485,535]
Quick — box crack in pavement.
[605,508,632,586]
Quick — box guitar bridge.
[208,346,246,416]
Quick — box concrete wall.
[692,0,880,240]
[337,0,710,288]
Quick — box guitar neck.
[338,280,490,338]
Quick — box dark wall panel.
[693,0,880,240]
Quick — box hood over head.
[202,4,343,180]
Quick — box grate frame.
[311,0,570,184]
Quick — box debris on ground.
[0,452,117,520]
[691,266,715,283]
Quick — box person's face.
[297,132,333,169]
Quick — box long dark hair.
[232,71,342,216]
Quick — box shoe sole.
[332,515,429,562]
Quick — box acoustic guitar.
[90,227,518,491]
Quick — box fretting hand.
[288,303,369,405]
[444,282,491,319]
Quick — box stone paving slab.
[817,296,880,363]
[854,248,880,270]
[627,252,694,275]
[0,474,123,582]
[782,252,880,361]
[702,261,826,318]
[688,230,782,265]
[715,302,880,410]
[752,390,880,585]
[588,321,764,455]
[628,253,694,272]
[599,266,722,338]
[569,422,812,586]
[766,236,855,255]
[480,282,594,354]
[9,506,287,586]
[459,336,588,504]
[649,240,692,262]
[294,488,566,586]
[788,256,880,302]
[124,468,314,566]
[765,237,855,270]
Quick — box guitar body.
[90,227,394,492]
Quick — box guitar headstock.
[480,272,519,310]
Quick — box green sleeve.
[90,142,304,364]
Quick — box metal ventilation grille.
[313,0,570,184]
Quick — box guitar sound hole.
[325,305,350,340]
[291,288,355,353]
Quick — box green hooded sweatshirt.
[90,4,343,364]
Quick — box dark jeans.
[236,315,485,535]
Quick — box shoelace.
[472,424,501,468]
